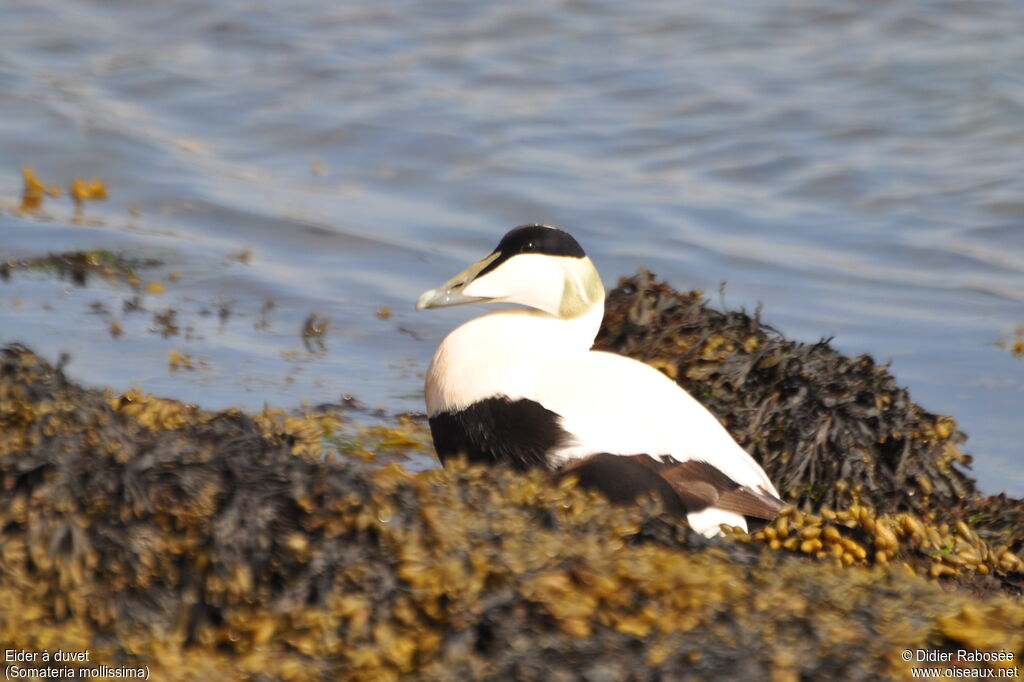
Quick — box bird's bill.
[415,252,500,310]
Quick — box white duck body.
[418,224,782,537]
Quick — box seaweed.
[15,166,106,213]
[0,250,160,287]
[1,343,1022,681]
[596,270,976,517]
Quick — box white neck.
[425,301,605,415]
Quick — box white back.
[534,350,779,496]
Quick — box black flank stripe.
[428,396,570,470]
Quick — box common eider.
[416,224,783,536]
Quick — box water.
[1,0,1021,493]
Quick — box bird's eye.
[524,241,535,252]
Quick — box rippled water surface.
[2,0,1022,493]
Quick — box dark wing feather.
[557,453,686,515]
[716,486,785,520]
[557,453,783,520]
[625,455,784,520]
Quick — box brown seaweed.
[0,249,160,288]
[597,270,976,517]
[1,343,1022,681]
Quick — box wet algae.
[1,271,1023,681]
[597,271,975,516]
[597,273,1023,572]
[0,250,160,288]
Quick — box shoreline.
[1,270,1021,679]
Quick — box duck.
[416,224,783,536]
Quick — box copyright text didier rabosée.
[903,648,1020,679]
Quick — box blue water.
[1,0,1022,494]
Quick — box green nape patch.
[1,343,1023,681]
[0,249,161,287]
